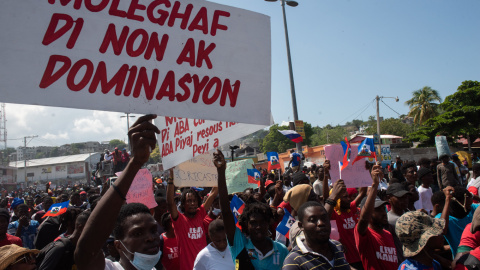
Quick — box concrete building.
[9,153,101,185]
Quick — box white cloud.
[280,121,290,127]
[42,132,69,140]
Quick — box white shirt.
[193,243,235,270]
[414,187,423,210]
[104,154,113,161]
[468,176,480,189]
[417,185,434,213]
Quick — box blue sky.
[3,0,480,148]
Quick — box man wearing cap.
[112,147,123,173]
[0,208,22,248]
[355,164,398,270]
[396,211,445,270]
[386,183,411,229]
[121,148,130,170]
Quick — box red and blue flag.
[230,195,245,229]
[351,138,377,165]
[266,152,281,171]
[43,200,69,218]
[247,168,261,185]
[276,208,295,239]
[278,130,303,143]
[339,137,351,171]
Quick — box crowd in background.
[1,115,480,270]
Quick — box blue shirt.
[291,153,301,167]
[230,227,288,270]
[435,203,479,255]
[398,258,441,270]
[8,220,39,249]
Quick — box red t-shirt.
[459,223,480,249]
[354,225,398,270]
[172,205,207,270]
[331,201,361,263]
[161,233,179,270]
[203,214,214,240]
[0,233,23,248]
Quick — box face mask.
[212,208,221,216]
[120,241,162,270]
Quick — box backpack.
[36,237,74,270]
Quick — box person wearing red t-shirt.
[167,177,218,270]
[354,164,399,270]
[325,181,366,270]
[158,212,180,270]
[0,208,22,248]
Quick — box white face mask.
[212,208,221,216]
[120,241,162,270]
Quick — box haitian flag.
[276,208,295,239]
[339,137,351,171]
[43,200,69,218]
[230,195,245,229]
[266,152,281,171]
[247,168,261,185]
[278,130,303,143]
[351,138,377,165]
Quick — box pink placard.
[324,144,372,188]
[117,168,157,209]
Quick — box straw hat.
[0,244,39,270]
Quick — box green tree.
[50,147,59,157]
[35,152,45,159]
[109,139,127,150]
[407,81,480,149]
[259,125,295,153]
[71,144,80,155]
[310,126,348,146]
[405,86,442,125]
[149,144,161,164]
[365,118,414,138]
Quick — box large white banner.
[0,0,271,125]
[155,116,268,169]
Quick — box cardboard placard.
[324,144,371,188]
[0,0,271,125]
[173,153,218,187]
[226,159,256,194]
[435,136,451,159]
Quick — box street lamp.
[375,95,399,160]
[120,113,136,151]
[265,0,302,154]
[229,145,239,162]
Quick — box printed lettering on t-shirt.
[188,227,204,239]
[343,217,356,229]
[167,247,179,260]
[376,246,397,263]
[273,252,281,265]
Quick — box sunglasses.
[11,253,36,265]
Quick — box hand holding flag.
[276,208,295,239]
[266,152,281,171]
[43,200,70,218]
[339,137,351,171]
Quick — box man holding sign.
[166,175,218,270]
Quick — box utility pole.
[120,113,136,151]
[23,135,38,185]
[376,96,381,136]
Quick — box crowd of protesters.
[1,114,480,269]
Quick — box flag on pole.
[276,208,295,239]
[351,138,377,165]
[339,137,351,171]
[266,152,281,171]
[247,168,261,185]
[278,130,303,143]
[230,195,245,229]
[43,200,70,218]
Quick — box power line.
[338,98,375,125]
[381,99,402,117]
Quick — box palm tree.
[405,86,442,125]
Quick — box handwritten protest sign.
[173,153,217,187]
[0,0,271,125]
[324,144,372,188]
[116,168,157,209]
[226,159,256,194]
[435,136,451,159]
[155,116,269,169]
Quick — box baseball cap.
[386,183,411,198]
[395,211,445,257]
[359,196,388,209]
[80,191,87,195]
[417,167,432,180]
[292,172,309,186]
